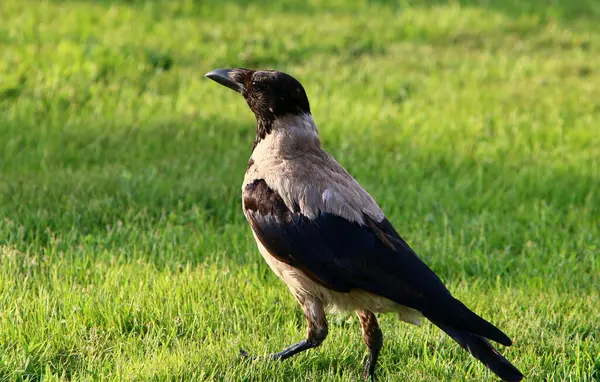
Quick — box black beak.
[205,68,244,93]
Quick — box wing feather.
[243,178,512,346]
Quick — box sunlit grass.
[0,0,598,380]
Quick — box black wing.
[244,179,512,346]
[244,179,449,306]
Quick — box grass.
[0,0,599,380]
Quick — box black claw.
[240,349,255,359]
[240,339,319,363]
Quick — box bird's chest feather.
[242,134,384,224]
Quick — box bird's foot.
[239,349,258,360]
[239,349,282,361]
[241,339,316,363]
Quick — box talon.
[240,349,254,359]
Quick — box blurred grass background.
[0,0,599,380]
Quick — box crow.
[205,68,524,381]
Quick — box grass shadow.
[0,107,597,283]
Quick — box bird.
[205,67,524,381]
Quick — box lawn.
[0,0,599,380]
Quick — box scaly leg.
[241,296,328,361]
[356,310,383,381]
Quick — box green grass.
[1,0,599,380]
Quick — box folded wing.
[243,179,512,346]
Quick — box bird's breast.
[242,148,384,224]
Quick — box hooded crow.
[206,68,524,381]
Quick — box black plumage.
[244,179,513,348]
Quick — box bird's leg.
[241,296,328,361]
[356,310,383,381]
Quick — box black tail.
[423,297,513,346]
[437,323,524,381]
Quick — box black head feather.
[206,68,310,120]
[206,68,312,148]
[231,69,310,120]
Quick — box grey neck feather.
[252,113,320,152]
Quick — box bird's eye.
[252,81,265,91]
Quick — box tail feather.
[437,323,524,382]
[453,299,513,346]
[423,298,512,346]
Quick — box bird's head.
[205,68,311,123]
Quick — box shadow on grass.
[0,114,253,249]
[0,109,597,268]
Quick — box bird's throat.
[252,118,274,151]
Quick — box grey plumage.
[206,68,524,381]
